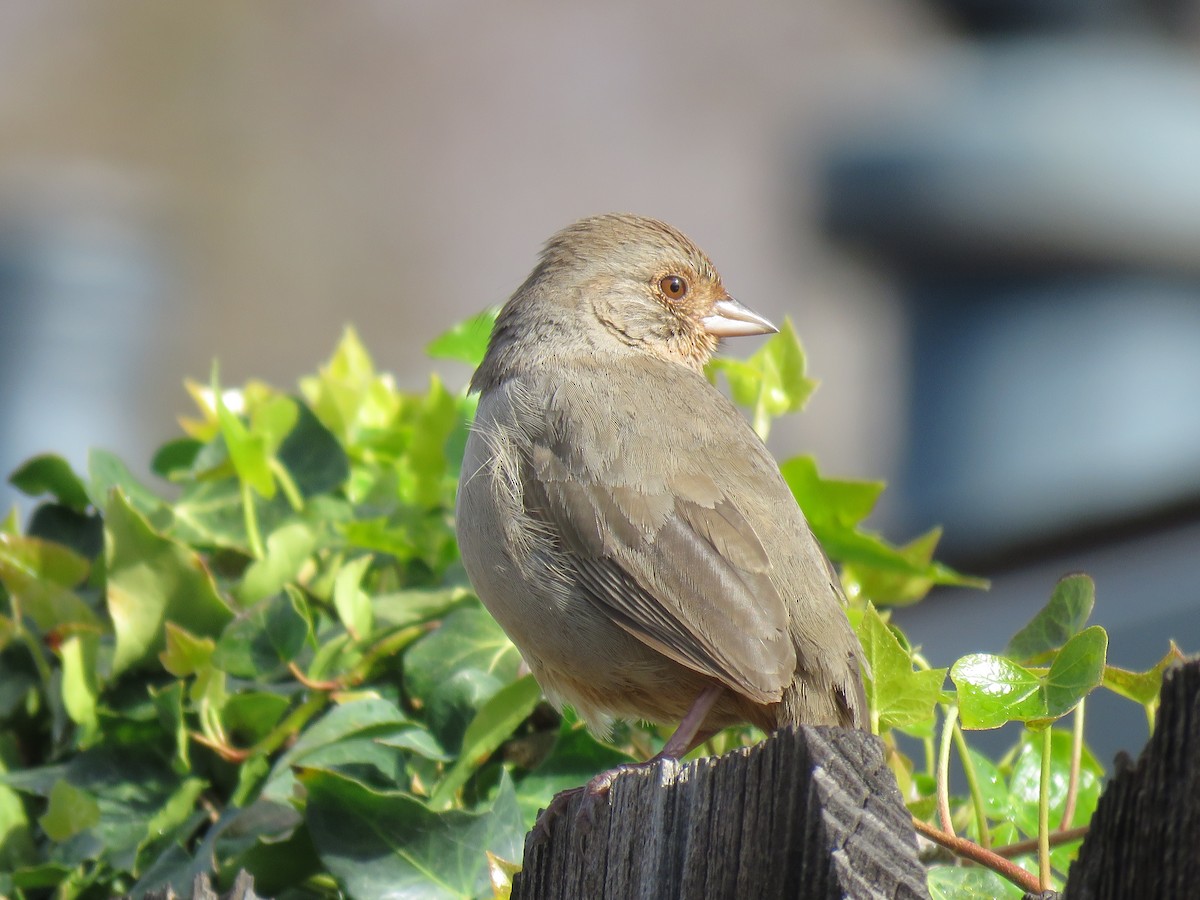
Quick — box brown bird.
[456,214,866,816]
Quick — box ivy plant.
[0,312,1183,899]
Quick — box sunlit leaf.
[856,604,946,731]
[427,306,500,366]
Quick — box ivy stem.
[1060,699,1085,830]
[936,705,958,836]
[1038,726,1053,890]
[242,480,265,559]
[270,458,305,512]
[952,720,991,848]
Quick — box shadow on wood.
[512,725,928,900]
[1065,656,1199,899]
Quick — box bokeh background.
[2,1,1197,762]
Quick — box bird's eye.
[659,275,689,300]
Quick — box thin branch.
[912,817,1041,894]
[993,825,1089,859]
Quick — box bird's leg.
[653,682,724,760]
[531,684,724,842]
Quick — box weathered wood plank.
[513,725,928,899]
[1065,657,1200,899]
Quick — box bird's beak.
[701,297,778,338]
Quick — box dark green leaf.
[262,696,412,803]
[8,455,91,511]
[514,721,633,828]
[302,767,524,900]
[276,399,350,497]
[404,606,522,706]
[212,590,311,678]
[430,675,542,809]
[150,439,203,480]
[1039,626,1107,721]
[26,504,104,560]
[222,692,291,746]
[1005,574,1095,663]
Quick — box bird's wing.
[523,376,798,705]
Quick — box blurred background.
[1,1,1197,762]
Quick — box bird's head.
[533,213,777,371]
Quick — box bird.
[455,213,867,823]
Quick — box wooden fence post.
[512,726,929,899]
[1065,656,1200,898]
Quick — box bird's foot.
[530,785,584,845]
[530,758,672,844]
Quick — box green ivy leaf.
[150,438,203,481]
[706,317,816,439]
[781,455,986,602]
[301,767,524,900]
[88,449,166,523]
[38,780,100,842]
[158,623,216,678]
[8,455,91,511]
[404,606,521,698]
[780,455,884,528]
[106,490,234,675]
[276,400,350,498]
[333,555,374,641]
[855,604,947,731]
[1037,625,1108,723]
[514,720,633,827]
[0,533,96,633]
[59,634,100,741]
[236,521,318,605]
[951,654,1045,729]
[222,692,291,746]
[429,674,542,809]
[0,743,36,872]
[1007,729,1104,837]
[426,306,500,366]
[262,697,416,804]
[212,589,312,679]
[1103,642,1184,707]
[1005,574,1095,664]
[927,865,1024,899]
[952,626,1106,730]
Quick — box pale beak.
[701,297,778,338]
